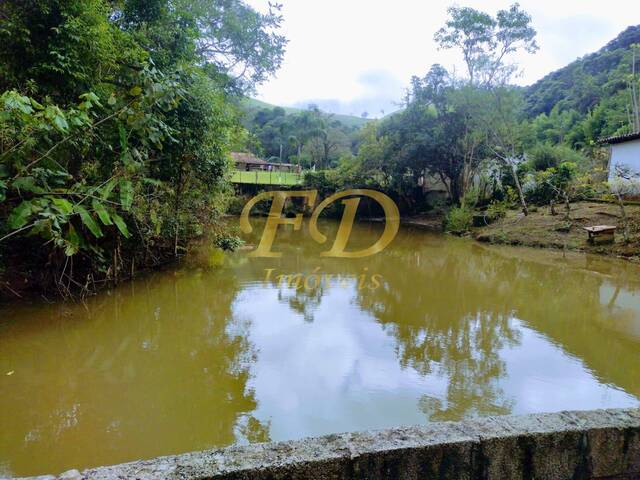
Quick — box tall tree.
[434,3,538,86]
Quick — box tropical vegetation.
[284,9,640,229]
[0,0,286,297]
[2,0,640,298]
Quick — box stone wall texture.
[22,408,640,480]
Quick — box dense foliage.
[241,104,359,169]
[525,25,640,146]
[307,9,639,221]
[0,0,285,297]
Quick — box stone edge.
[20,408,640,480]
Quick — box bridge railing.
[231,170,304,186]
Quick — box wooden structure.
[583,225,617,244]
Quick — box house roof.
[598,131,640,145]
[230,152,267,165]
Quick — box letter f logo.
[240,189,399,258]
[240,190,318,257]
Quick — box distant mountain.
[525,25,640,117]
[241,97,372,129]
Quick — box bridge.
[230,170,303,186]
[230,152,304,186]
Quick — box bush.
[461,187,480,209]
[445,206,473,233]
[522,160,580,206]
[226,195,248,215]
[528,144,587,172]
[214,233,245,252]
[486,200,508,221]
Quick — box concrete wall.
[609,139,640,181]
[24,408,640,480]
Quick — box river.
[1,220,639,477]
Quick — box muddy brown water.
[1,220,639,477]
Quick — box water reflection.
[0,271,267,477]
[1,220,639,477]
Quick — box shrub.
[461,187,480,209]
[226,195,248,215]
[486,200,508,221]
[524,161,579,206]
[445,206,473,233]
[528,144,587,172]
[214,233,245,252]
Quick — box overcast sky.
[244,0,638,118]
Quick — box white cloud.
[291,70,405,117]
[246,0,636,116]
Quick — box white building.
[602,132,640,181]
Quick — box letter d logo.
[309,189,400,258]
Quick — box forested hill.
[241,97,371,129]
[238,97,371,169]
[525,25,640,117]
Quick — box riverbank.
[474,201,640,259]
[395,201,640,260]
[3,201,638,301]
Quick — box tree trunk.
[511,163,528,216]
[438,172,453,201]
[615,193,629,243]
[174,161,184,257]
[563,192,571,221]
[450,175,463,206]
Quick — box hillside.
[241,97,371,129]
[525,25,640,117]
[245,26,640,126]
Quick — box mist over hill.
[242,97,371,129]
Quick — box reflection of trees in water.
[230,218,640,418]
[0,269,269,475]
[486,246,640,399]
[357,234,640,418]
[233,224,524,420]
[277,284,324,323]
[355,240,520,421]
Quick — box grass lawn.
[231,170,303,186]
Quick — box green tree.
[0,0,286,297]
[434,3,538,86]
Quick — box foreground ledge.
[25,408,640,480]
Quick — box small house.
[230,152,269,171]
[600,132,640,181]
